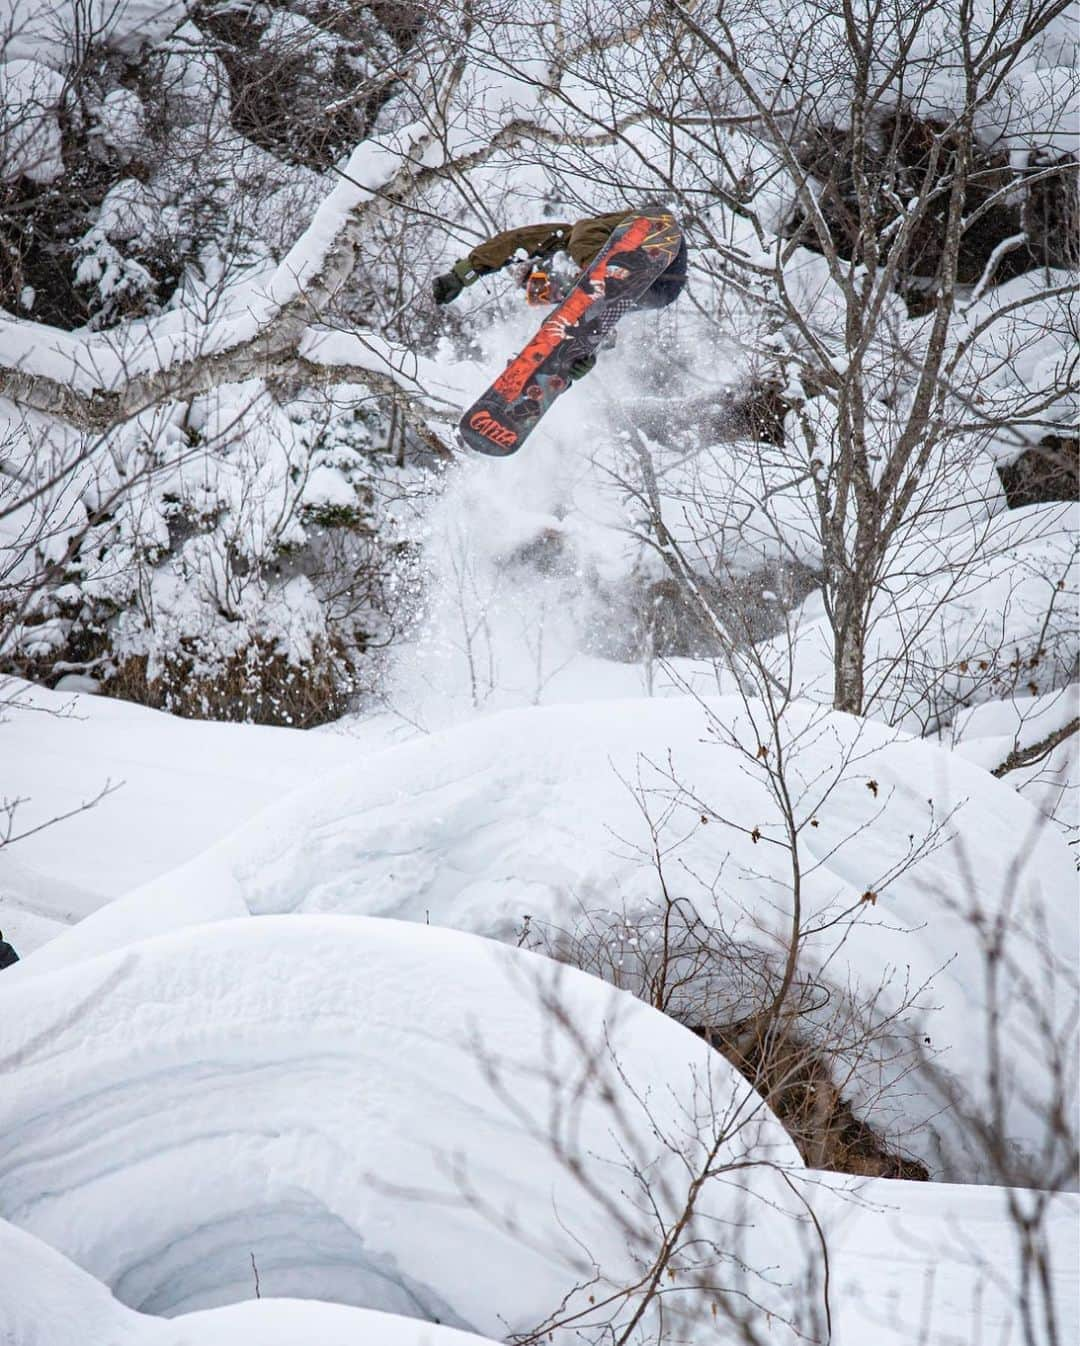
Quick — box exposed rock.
[998,433,1079,509]
[788,109,1078,290]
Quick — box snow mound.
[818,1177,1080,1345]
[950,685,1079,848]
[22,694,1076,1181]
[0,915,804,1342]
[0,677,364,953]
[0,1216,501,1345]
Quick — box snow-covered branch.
[0,80,563,435]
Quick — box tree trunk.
[832,580,866,714]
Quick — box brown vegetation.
[107,637,355,727]
[697,1021,930,1180]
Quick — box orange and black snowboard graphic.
[458,213,682,456]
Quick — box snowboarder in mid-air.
[434,209,687,309]
[438,209,687,456]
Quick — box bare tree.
[438,1,1076,725]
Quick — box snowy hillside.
[1,1,1077,1343]
[12,690,1073,1183]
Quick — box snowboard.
[458,212,682,456]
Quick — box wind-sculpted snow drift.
[20,695,1077,1183]
[0,915,806,1342]
[0,1216,502,1345]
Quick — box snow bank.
[818,1176,1079,1346]
[20,694,1076,1180]
[0,678,365,952]
[949,684,1079,847]
[5,1174,1075,1346]
[961,271,1079,457]
[768,500,1079,735]
[4,1171,1077,1346]
[707,0,1079,158]
[0,1218,502,1345]
[0,915,804,1341]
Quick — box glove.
[432,270,463,305]
[433,258,477,306]
[568,352,596,381]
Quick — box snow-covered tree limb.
[0,50,567,443]
[992,717,1080,779]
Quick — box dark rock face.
[195,0,410,171]
[787,110,1079,290]
[0,3,421,330]
[997,434,1079,509]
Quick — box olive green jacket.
[466,211,634,275]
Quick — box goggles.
[523,266,563,306]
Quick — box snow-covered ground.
[3,1180,1076,1346]
[2,428,1076,1334]
[5,1176,1075,1346]
[0,678,373,953]
[0,916,804,1341]
[2,673,1076,1341]
[1,916,1075,1345]
[15,688,1076,1176]
[817,1177,1078,1345]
